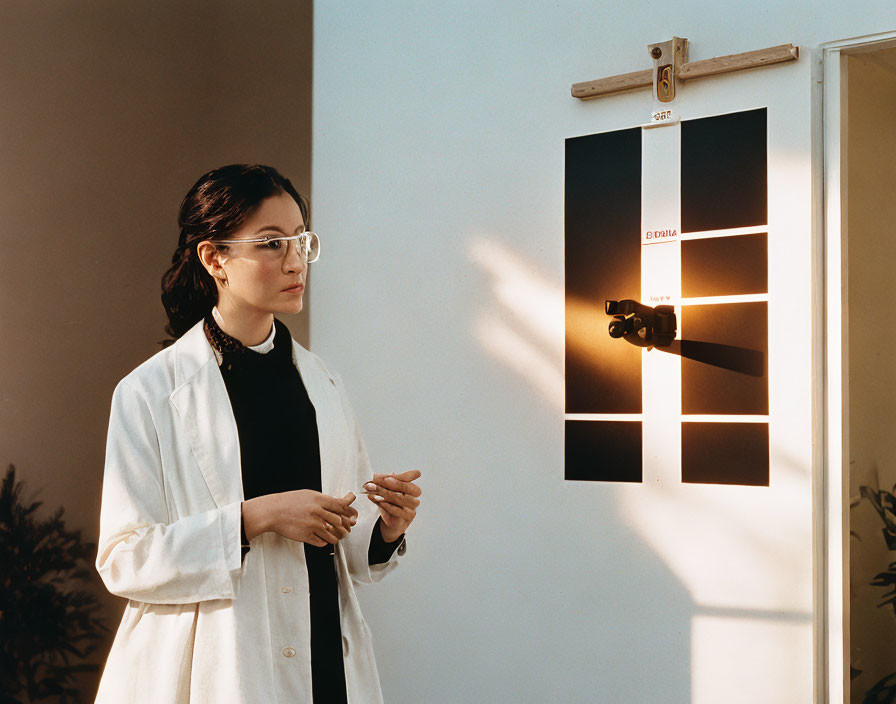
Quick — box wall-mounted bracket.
[648,37,689,103]
[571,42,799,101]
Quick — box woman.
[94,164,421,703]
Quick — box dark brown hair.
[158,164,308,347]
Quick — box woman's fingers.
[315,524,340,544]
[371,473,422,497]
[338,494,359,520]
[363,471,422,541]
[363,483,420,509]
[311,499,351,541]
[308,531,330,547]
[368,495,416,521]
[320,493,358,517]
[316,494,357,535]
[390,469,422,482]
[327,520,350,540]
[317,506,350,527]
[276,489,357,547]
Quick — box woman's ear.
[196,241,228,284]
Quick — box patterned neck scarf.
[203,311,291,367]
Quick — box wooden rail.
[572,43,799,100]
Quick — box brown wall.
[847,47,896,702]
[0,1,312,698]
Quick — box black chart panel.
[680,108,769,486]
[565,420,642,483]
[681,233,768,298]
[681,302,768,416]
[565,128,642,414]
[681,108,767,233]
[682,422,769,486]
[565,128,642,482]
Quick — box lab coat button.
[281,586,293,593]
[342,636,349,656]
[282,647,296,658]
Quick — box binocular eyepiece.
[605,299,677,348]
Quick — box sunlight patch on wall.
[469,236,564,410]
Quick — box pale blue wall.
[312,3,894,702]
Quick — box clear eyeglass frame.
[211,231,320,263]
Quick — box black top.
[203,312,401,703]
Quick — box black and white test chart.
[562,63,814,700]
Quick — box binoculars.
[605,299,677,348]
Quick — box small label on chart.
[642,108,680,129]
[642,228,679,245]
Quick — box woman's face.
[206,191,308,316]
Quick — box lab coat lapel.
[169,320,244,508]
[292,341,349,497]
[167,318,349,508]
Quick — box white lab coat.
[94,317,402,703]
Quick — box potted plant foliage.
[858,483,896,704]
[0,463,108,703]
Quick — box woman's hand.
[363,470,422,543]
[242,490,358,547]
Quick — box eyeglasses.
[211,231,320,263]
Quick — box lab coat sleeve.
[95,379,244,604]
[333,372,403,585]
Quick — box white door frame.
[820,28,896,704]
